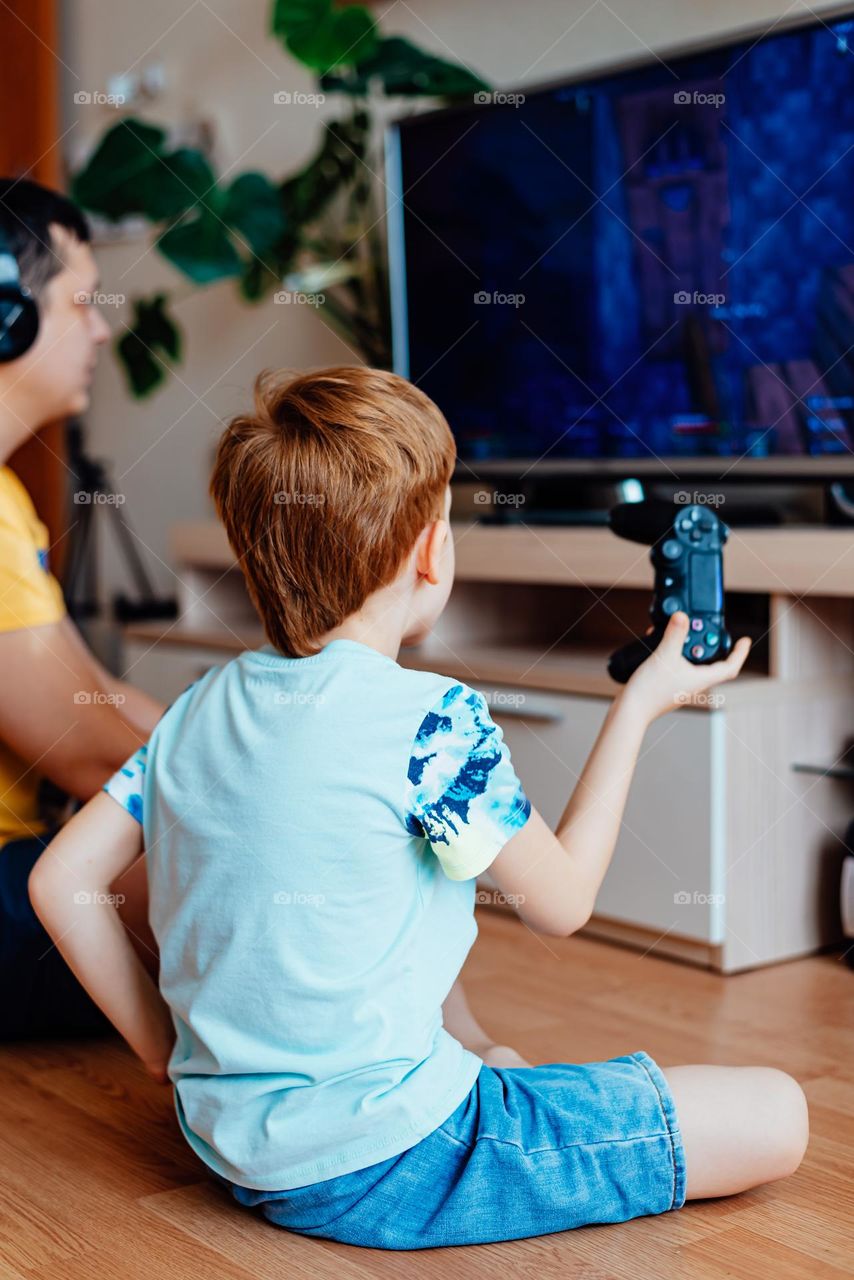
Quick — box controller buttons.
[662,539,682,560]
[691,617,703,631]
[664,575,675,588]
[663,596,682,615]
[705,631,719,647]
[690,644,705,659]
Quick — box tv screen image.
[386,11,854,471]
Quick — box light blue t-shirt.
[104,639,531,1190]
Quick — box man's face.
[12,225,109,422]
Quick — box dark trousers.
[0,829,110,1039]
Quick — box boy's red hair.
[211,366,456,657]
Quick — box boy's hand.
[480,1043,531,1068]
[143,1059,172,1086]
[622,611,751,725]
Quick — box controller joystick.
[607,500,732,685]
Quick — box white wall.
[62,0,847,606]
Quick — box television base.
[455,475,808,527]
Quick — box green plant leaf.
[71,118,168,219]
[116,293,181,397]
[71,119,220,223]
[329,7,377,66]
[271,0,377,73]
[144,148,217,221]
[116,330,163,397]
[270,0,324,43]
[320,35,490,97]
[158,213,243,284]
[222,172,288,257]
[140,292,181,360]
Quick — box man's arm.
[0,620,160,799]
[28,791,174,1081]
[58,615,164,736]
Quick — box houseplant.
[71,0,490,395]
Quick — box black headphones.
[0,228,39,362]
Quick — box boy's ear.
[415,518,449,586]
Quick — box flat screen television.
[385,8,854,477]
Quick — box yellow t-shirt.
[0,466,66,846]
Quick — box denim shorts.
[224,1051,687,1249]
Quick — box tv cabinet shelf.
[400,639,774,706]
[449,521,854,596]
[168,518,854,597]
[121,518,854,973]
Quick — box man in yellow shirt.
[0,179,164,1035]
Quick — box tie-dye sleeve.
[102,744,147,825]
[101,679,196,826]
[405,684,531,881]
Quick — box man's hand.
[622,611,751,725]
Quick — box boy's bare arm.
[28,792,174,1081]
[442,979,530,1067]
[442,978,493,1052]
[490,613,751,938]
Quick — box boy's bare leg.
[663,1064,808,1198]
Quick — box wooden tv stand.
[121,519,854,972]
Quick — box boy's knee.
[742,1064,814,1182]
[755,1068,809,1181]
[665,1062,808,1198]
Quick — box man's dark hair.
[0,178,90,299]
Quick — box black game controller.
[608,500,732,684]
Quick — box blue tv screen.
[386,12,854,471]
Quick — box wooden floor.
[2,911,853,1279]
